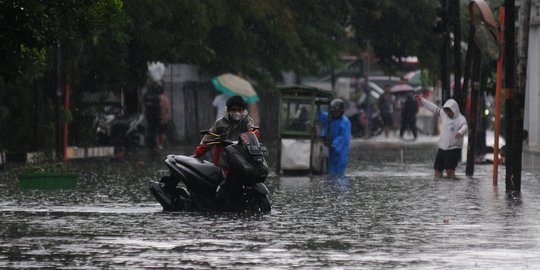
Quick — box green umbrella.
[407,70,422,87]
[211,74,259,104]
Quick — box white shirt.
[212,94,229,121]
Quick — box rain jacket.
[421,98,468,150]
[318,111,351,175]
[143,81,162,122]
[193,111,258,167]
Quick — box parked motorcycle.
[95,109,145,149]
[349,108,384,138]
[149,130,271,213]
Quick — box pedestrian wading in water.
[416,95,468,178]
[317,98,351,176]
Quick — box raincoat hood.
[443,99,460,118]
[420,97,468,150]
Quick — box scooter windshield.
[239,132,268,156]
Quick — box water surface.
[1,143,539,269]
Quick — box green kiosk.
[276,85,334,175]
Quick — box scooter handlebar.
[200,131,234,146]
[206,138,234,146]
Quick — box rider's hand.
[414,94,422,102]
[323,137,331,147]
[455,132,463,139]
[194,144,210,158]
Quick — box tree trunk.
[466,42,481,176]
[460,25,474,114]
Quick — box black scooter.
[149,130,271,213]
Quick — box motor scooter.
[149,130,271,213]
[95,111,145,149]
[349,107,384,138]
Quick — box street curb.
[65,146,114,159]
[0,147,114,165]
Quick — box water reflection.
[328,175,350,193]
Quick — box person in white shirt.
[212,93,229,121]
[416,95,468,178]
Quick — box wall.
[162,64,213,143]
[523,3,540,177]
[525,15,540,149]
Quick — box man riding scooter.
[193,95,259,175]
[150,95,270,212]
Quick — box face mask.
[230,111,245,121]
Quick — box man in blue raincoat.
[317,99,351,175]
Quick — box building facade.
[523,1,540,176]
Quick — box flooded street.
[1,141,540,269]
[4,1,540,269]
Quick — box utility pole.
[507,0,532,194]
[504,0,516,193]
[452,0,462,104]
[440,0,451,103]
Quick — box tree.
[0,0,124,151]
[121,0,352,86]
[4,0,450,151]
[351,0,440,74]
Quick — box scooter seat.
[172,155,225,184]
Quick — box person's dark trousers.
[146,116,160,149]
[400,118,417,139]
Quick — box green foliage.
[203,0,352,80]
[122,0,352,86]
[351,0,440,74]
[1,0,446,151]
[0,66,54,151]
[64,107,73,123]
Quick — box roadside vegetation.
[1,0,441,152]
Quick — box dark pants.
[434,148,461,171]
[381,112,393,128]
[400,117,417,138]
[146,116,160,148]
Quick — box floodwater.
[1,141,540,269]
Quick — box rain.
[2,1,540,269]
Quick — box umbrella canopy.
[403,70,423,87]
[211,74,259,104]
[403,71,417,81]
[390,83,415,93]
